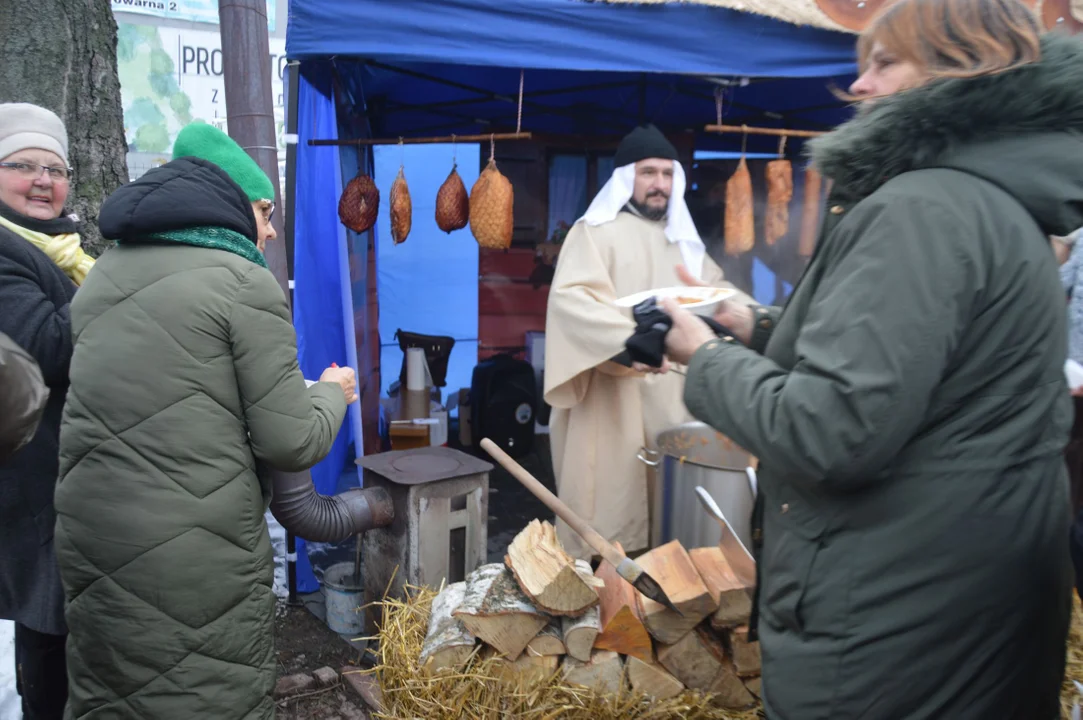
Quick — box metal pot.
[638,421,756,550]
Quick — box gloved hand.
[624,296,740,368]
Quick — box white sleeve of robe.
[543,222,639,410]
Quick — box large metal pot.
[638,422,756,550]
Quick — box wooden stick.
[705,123,827,139]
[309,131,533,147]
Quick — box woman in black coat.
[0,102,95,720]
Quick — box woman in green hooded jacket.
[55,122,356,719]
[659,1,1080,717]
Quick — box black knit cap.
[613,124,679,169]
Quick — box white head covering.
[580,160,706,278]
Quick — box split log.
[562,650,624,694]
[452,563,549,660]
[505,520,603,616]
[561,562,601,662]
[744,675,763,699]
[635,540,718,644]
[525,621,566,657]
[419,582,477,671]
[689,546,753,629]
[727,625,761,677]
[483,646,561,686]
[657,627,754,709]
[593,542,652,662]
[626,655,685,701]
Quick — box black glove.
[623,296,738,368]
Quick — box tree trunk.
[0,0,128,257]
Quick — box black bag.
[471,354,537,458]
[395,329,455,389]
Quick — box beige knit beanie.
[0,103,69,166]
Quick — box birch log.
[452,563,549,659]
[419,582,477,671]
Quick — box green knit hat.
[172,121,275,202]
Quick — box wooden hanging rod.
[308,131,533,147]
[704,124,827,139]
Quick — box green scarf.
[142,226,267,269]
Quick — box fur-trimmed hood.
[810,33,1083,236]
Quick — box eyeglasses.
[0,162,73,182]
[260,202,276,223]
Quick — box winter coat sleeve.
[230,265,348,472]
[683,193,975,489]
[0,331,48,462]
[0,244,73,386]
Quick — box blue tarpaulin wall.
[373,145,481,398]
[292,69,365,592]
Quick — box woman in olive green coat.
[55,123,356,719]
[660,2,1080,718]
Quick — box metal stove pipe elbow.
[267,467,394,543]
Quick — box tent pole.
[284,60,301,608]
[309,131,532,147]
[218,0,290,303]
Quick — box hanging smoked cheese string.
[798,167,823,257]
[724,130,755,256]
[764,135,793,246]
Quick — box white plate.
[615,286,737,317]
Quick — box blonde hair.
[857,0,1042,81]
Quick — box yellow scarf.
[0,212,94,286]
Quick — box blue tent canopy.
[287,0,856,76]
[284,0,859,592]
[287,0,860,143]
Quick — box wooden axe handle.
[479,438,625,568]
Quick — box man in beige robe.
[544,125,753,560]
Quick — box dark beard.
[630,197,667,221]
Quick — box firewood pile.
[365,519,762,720]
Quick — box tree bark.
[0,0,128,258]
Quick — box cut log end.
[657,627,754,709]
[505,520,601,616]
[526,621,566,657]
[689,546,753,629]
[635,541,718,644]
[561,600,600,662]
[626,655,685,701]
[562,650,624,694]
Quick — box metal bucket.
[322,562,364,636]
[638,422,756,550]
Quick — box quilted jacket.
[54,157,347,719]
